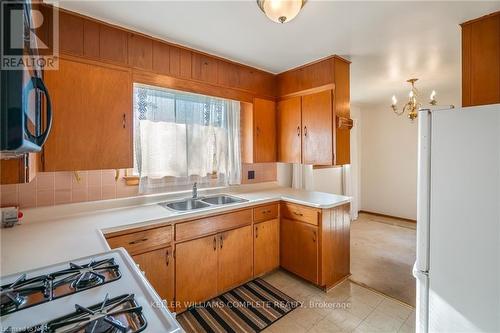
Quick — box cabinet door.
[133,247,174,310]
[462,15,500,106]
[254,219,279,276]
[0,154,37,185]
[277,97,301,163]
[176,235,218,311]
[280,218,318,284]
[43,58,132,171]
[218,226,253,292]
[253,98,277,162]
[301,90,333,165]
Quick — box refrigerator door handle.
[412,262,428,279]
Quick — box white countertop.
[0,183,350,276]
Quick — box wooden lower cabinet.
[254,218,279,276]
[175,226,253,312]
[175,234,218,312]
[132,247,174,310]
[280,218,318,284]
[218,225,253,291]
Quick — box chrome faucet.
[192,182,198,199]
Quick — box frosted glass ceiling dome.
[257,0,307,24]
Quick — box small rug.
[176,278,299,333]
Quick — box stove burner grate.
[20,293,147,333]
[51,258,121,291]
[0,274,49,316]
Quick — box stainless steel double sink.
[159,194,248,212]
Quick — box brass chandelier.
[390,78,437,121]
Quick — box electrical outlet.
[248,170,255,180]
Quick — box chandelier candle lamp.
[257,0,307,23]
[390,78,438,121]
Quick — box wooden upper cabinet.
[301,90,333,165]
[128,33,153,70]
[152,41,170,75]
[169,46,192,79]
[59,11,83,56]
[99,25,128,64]
[43,58,132,171]
[253,98,277,162]
[192,53,218,84]
[254,218,279,277]
[462,13,500,106]
[218,225,253,292]
[277,97,302,163]
[175,235,218,312]
[133,247,174,310]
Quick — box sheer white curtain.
[133,84,241,192]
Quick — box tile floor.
[262,270,415,333]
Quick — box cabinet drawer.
[281,202,319,225]
[175,209,252,242]
[253,203,279,223]
[107,225,172,255]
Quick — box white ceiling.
[57,0,500,106]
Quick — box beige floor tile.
[349,290,384,308]
[266,317,308,333]
[344,296,376,320]
[353,322,385,333]
[286,306,326,329]
[363,308,406,332]
[309,317,347,333]
[375,298,413,320]
[398,323,416,333]
[326,308,364,331]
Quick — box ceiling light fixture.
[257,0,307,24]
[390,78,438,121]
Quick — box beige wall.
[360,103,418,220]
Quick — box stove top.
[0,249,180,333]
[1,258,121,316]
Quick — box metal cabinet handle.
[304,126,308,137]
[313,231,317,242]
[220,234,224,249]
[166,249,170,266]
[129,238,148,245]
[255,226,258,238]
[293,211,304,217]
[297,126,300,136]
[122,114,126,129]
[213,236,217,251]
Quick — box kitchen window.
[133,84,241,192]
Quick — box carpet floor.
[176,278,299,333]
[350,213,416,306]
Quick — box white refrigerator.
[414,104,500,333]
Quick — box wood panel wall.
[45,4,276,102]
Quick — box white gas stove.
[0,248,182,332]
